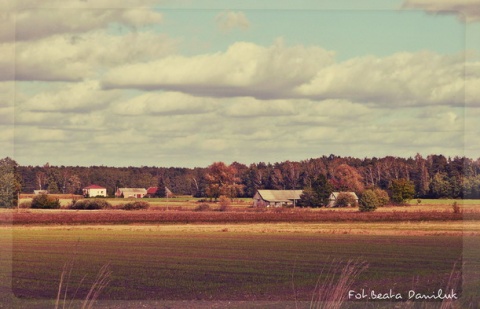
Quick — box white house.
[328,192,359,207]
[83,185,107,197]
[253,190,303,207]
[115,188,147,198]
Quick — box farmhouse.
[328,192,359,207]
[115,188,147,198]
[82,185,107,197]
[253,190,303,207]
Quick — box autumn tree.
[330,164,364,193]
[205,162,243,201]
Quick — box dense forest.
[12,154,480,199]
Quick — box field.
[1,198,479,308]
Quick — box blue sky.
[1,0,479,167]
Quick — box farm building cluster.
[36,185,358,207]
[253,190,358,207]
[35,185,173,199]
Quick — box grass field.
[3,224,476,308]
[2,197,479,308]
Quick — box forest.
[9,154,480,200]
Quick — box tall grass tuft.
[55,260,111,309]
[304,259,368,309]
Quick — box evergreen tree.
[155,176,166,198]
[300,174,332,207]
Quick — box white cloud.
[402,0,480,22]
[102,40,335,98]
[222,98,298,118]
[20,81,119,112]
[12,9,163,42]
[216,11,250,32]
[113,92,217,116]
[1,30,177,81]
[296,51,474,107]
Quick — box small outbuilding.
[253,190,303,207]
[34,190,48,195]
[83,185,107,197]
[328,192,359,207]
[115,188,147,198]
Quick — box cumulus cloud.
[295,51,473,107]
[13,9,163,42]
[216,11,250,32]
[222,98,298,118]
[1,31,177,81]
[113,92,217,116]
[20,81,119,112]
[402,0,480,22]
[102,40,335,98]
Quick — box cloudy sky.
[1,0,479,167]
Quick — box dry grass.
[307,259,368,309]
[55,259,111,309]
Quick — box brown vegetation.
[2,208,476,225]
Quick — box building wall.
[86,188,107,197]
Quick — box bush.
[452,201,462,214]
[31,194,61,209]
[19,201,32,209]
[122,201,150,210]
[217,195,230,211]
[195,203,211,211]
[373,188,390,206]
[69,199,112,210]
[335,192,358,207]
[358,190,379,212]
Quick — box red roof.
[84,185,106,189]
[147,187,158,194]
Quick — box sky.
[1,0,479,168]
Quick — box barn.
[115,188,147,198]
[253,190,303,207]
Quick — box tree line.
[1,154,479,207]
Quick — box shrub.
[373,188,390,206]
[122,201,150,210]
[358,190,379,212]
[390,178,415,204]
[452,201,462,214]
[217,195,230,211]
[69,199,112,210]
[335,193,358,207]
[19,201,32,209]
[195,203,211,211]
[31,194,61,209]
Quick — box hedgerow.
[69,199,112,210]
[121,201,150,210]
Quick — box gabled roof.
[84,185,106,189]
[147,187,158,194]
[256,190,303,202]
[329,192,358,200]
